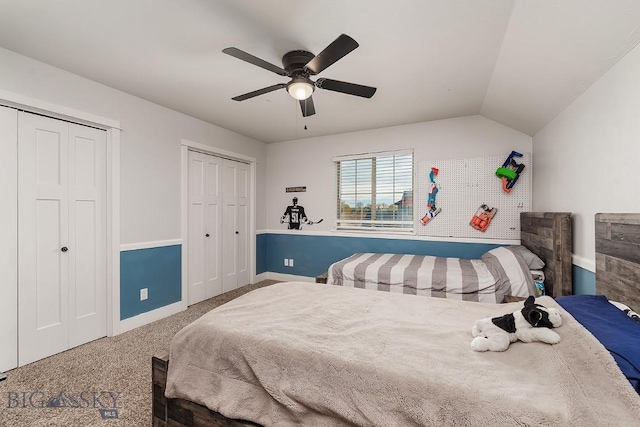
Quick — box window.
[334,150,413,232]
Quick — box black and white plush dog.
[471,296,562,352]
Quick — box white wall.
[266,115,532,231]
[533,42,640,270]
[0,47,267,244]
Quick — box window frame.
[333,149,414,234]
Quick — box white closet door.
[188,151,206,305]
[18,113,71,366]
[18,113,106,366]
[235,161,250,288]
[204,154,223,298]
[68,123,107,348]
[188,151,222,305]
[222,160,238,292]
[189,153,250,302]
[222,159,251,292]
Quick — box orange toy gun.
[470,204,497,232]
[421,207,441,225]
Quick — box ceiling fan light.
[287,81,314,100]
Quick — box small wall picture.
[280,197,323,230]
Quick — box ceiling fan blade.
[223,47,287,76]
[304,34,359,75]
[316,78,377,98]
[299,96,316,117]
[232,83,286,101]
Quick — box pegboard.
[416,153,531,240]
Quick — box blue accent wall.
[120,245,182,320]
[573,264,596,295]
[264,233,504,277]
[256,233,267,274]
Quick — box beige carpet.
[0,280,278,427]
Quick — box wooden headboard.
[520,212,572,298]
[595,213,640,310]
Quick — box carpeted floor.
[0,280,278,427]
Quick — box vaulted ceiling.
[1,0,639,143]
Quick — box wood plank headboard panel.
[595,213,640,310]
[520,212,572,298]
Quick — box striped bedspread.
[328,249,536,303]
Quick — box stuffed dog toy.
[471,296,562,352]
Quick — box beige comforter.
[165,282,640,426]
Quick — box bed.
[152,212,640,427]
[327,212,572,301]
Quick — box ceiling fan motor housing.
[282,50,315,76]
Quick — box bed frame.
[520,212,573,298]
[595,213,640,310]
[152,211,574,427]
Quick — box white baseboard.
[572,254,595,272]
[264,272,315,283]
[118,300,186,334]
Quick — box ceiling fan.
[222,34,377,117]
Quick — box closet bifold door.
[18,113,107,366]
[222,159,250,292]
[67,123,107,348]
[18,113,70,366]
[235,160,250,289]
[187,150,222,305]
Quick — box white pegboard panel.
[416,153,531,240]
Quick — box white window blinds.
[334,150,413,232]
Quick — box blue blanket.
[556,295,640,392]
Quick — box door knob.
[205,234,210,237]
[61,247,68,252]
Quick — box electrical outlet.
[284,258,289,267]
[289,259,294,267]
[140,288,148,301]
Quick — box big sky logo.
[6,391,121,419]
